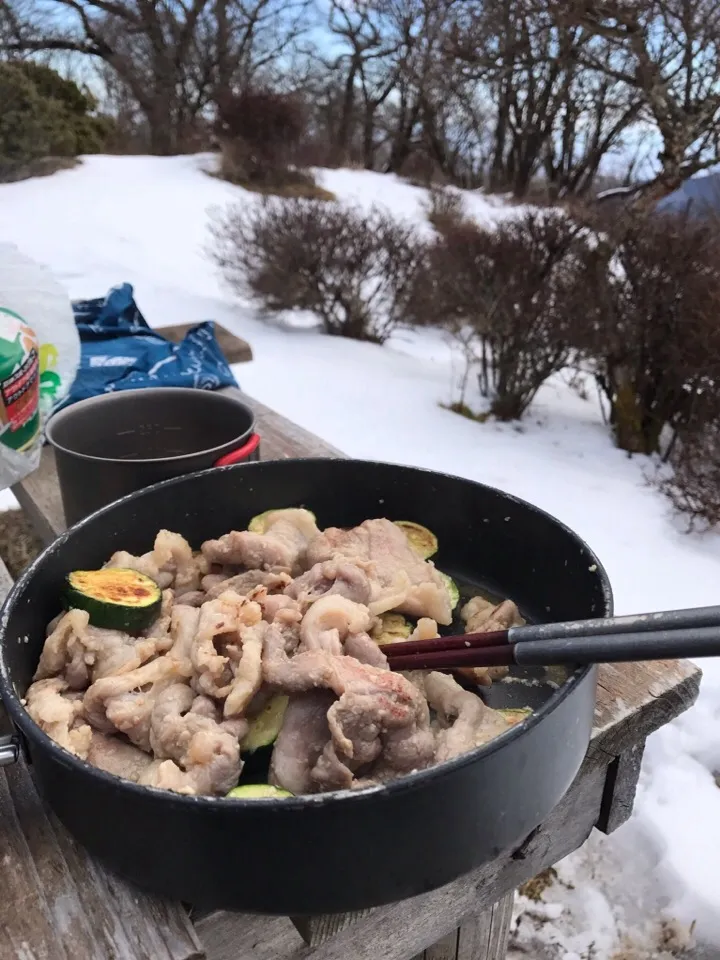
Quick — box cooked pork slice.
[34,609,91,688]
[143,685,245,796]
[83,655,192,749]
[459,596,525,685]
[34,609,167,688]
[191,591,262,699]
[262,624,434,791]
[142,589,176,641]
[205,570,291,602]
[87,730,155,782]
[174,590,205,607]
[168,604,201,661]
[306,519,453,624]
[269,692,334,794]
[201,572,232,593]
[138,759,196,795]
[343,632,387,668]
[409,617,440,643]
[105,549,173,588]
[462,596,525,632]
[223,622,264,718]
[152,530,203,593]
[285,561,371,608]
[422,671,512,762]
[189,695,221,720]
[256,591,301,623]
[201,509,319,575]
[82,626,167,681]
[299,595,372,654]
[26,678,92,758]
[105,530,204,592]
[297,593,387,667]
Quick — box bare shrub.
[211,199,425,343]
[215,89,324,196]
[570,208,720,455]
[406,212,586,420]
[425,187,469,235]
[659,419,720,528]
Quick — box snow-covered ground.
[1,154,719,957]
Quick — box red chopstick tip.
[387,643,515,673]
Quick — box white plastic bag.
[0,243,80,488]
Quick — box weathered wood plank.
[157,323,253,364]
[0,765,69,960]
[591,659,700,760]
[0,749,204,960]
[455,895,515,960]
[417,930,459,960]
[232,389,344,461]
[12,445,65,545]
[290,912,372,947]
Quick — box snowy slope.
[1,154,719,956]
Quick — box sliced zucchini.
[440,572,460,610]
[248,509,316,534]
[395,521,438,559]
[64,568,161,632]
[242,695,289,754]
[372,613,412,646]
[498,707,532,727]
[226,784,293,799]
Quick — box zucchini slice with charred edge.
[64,568,161,632]
[394,521,438,559]
[226,784,293,799]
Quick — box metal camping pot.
[45,387,260,525]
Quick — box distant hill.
[657,172,720,216]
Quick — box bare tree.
[3,0,312,154]
[571,0,720,199]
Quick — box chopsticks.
[383,604,720,671]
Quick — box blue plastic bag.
[60,283,238,409]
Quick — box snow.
[1,153,720,956]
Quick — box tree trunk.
[489,84,509,191]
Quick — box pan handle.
[0,734,19,767]
[214,432,261,468]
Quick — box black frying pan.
[0,459,612,914]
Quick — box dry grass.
[209,164,335,201]
[235,178,336,201]
[440,401,490,422]
[0,509,42,578]
[518,866,558,902]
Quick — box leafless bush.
[215,88,316,193]
[570,208,720,455]
[658,418,720,528]
[406,212,586,420]
[425,187,469,235]
[211,198,425,343]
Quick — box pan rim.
[0,457,612,809]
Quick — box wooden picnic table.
[2,385,702,960]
